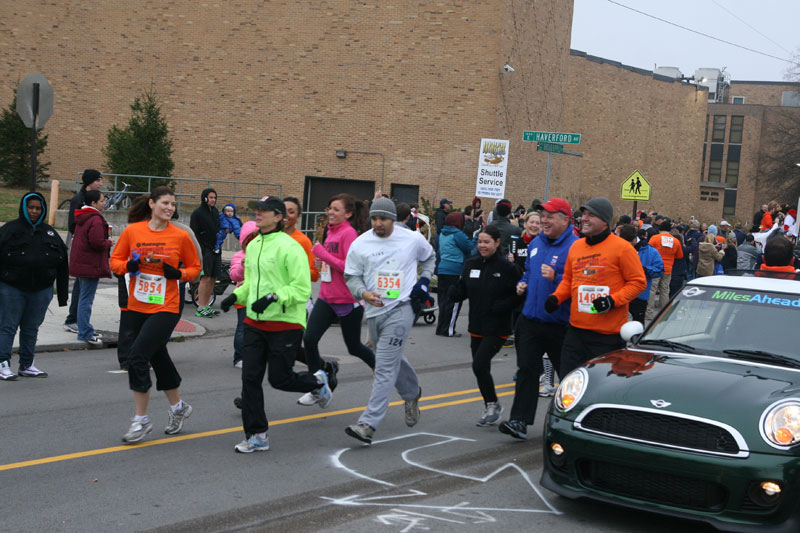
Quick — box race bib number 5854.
[134,273,166,304]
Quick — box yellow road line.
[0,383,517,472]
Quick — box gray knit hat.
[581,197,614,226]
[370,197,397,220]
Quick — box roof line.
[569,49,708,90]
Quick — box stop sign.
[16,73,53,129]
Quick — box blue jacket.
[438,225,475,276]
[635,240,664,301]
[216,203,243,249]
[520,226,578,324]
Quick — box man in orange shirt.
[646,219,683,320]
[545,198,646,377]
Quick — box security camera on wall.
[503,64,515,72]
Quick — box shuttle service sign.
[475,138,509,199]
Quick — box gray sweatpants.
[359,302,420,430]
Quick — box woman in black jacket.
[450,225,522,427]
[0,192,69,380]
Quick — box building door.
[302,176,376,234]
[391,183,419,205]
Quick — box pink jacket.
[312,222,357,303]
[230,220,258,286]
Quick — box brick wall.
[727,82,800,106]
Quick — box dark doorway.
[391,183,419,205]
[302,176,376,234]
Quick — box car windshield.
[640,285,799,363]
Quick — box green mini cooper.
[542,273,800,532]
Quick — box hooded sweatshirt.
[216,202,243,249]
[312,222,358,303]
[0,192,69,304]
[69,206,112,278]
[190,187,220,250]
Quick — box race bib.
[376,270,403,299]
[320,261,332,282]
[518,248,528,257]
[577,285,610,313]
[661,235,673,248]
[469,269,481,278]
[133,273,166,305]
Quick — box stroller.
[412,293,437,325]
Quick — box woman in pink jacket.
[297,193,375,407]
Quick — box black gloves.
[126,258,140,273]
[592,295,615,314]
[220,293,237,313]
[544,295,559,313]
[252,293,278,313]
[162,263,182,280]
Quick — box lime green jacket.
[233,230,311,327]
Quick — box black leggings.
[471,335,504,404]
[122,310,182,393]
[303,300,375,372]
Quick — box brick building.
[0,0,725,225]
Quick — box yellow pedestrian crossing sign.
[621,170,651,201]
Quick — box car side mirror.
[620,320,644,342]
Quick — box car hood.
[573,348,800,444]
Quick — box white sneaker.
[18,364,48,378]
[63,323,79,334]
[83,335,103,347]
[234,360,243,369]
[297,392,317,406]
[476,402,503,426]
[0,361,18,381]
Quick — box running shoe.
[539,383,558,397]
[0,361,18,381]
[312,369,333,409]
[82,335,103,347]
[498,419,527,440]
[164,402,193,434]
[63,323,79,334]
[234,360,243,369]
[233,396,242,409]
[476,402,503,427]
[325,359,339,392]
[296,391,316,406]
[345,423,374,445]
[195,306,215,318]
[234,435,270,453]
[122,418,153,444]
[404,386,422,427]
[18,364,48,378]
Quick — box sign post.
[620,170,651,217]
[16,74,54,192]
[523,131,582,201]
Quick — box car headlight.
[555,368,588,412]
[760,399,800,449]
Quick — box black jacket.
[451,251,522,337]
[189,188,220,251]
[491,216,522,255]
[0,192,69,305]
[67,188,86,234]
[435,207,448,235]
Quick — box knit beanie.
[495,199,512,218]
[81,169,102,187]
[370,197,397,220]
[581,197,614,226]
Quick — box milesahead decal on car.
[650,399,671,409]
[711,290,800,307]
[681,287,705,297]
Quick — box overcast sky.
[571,0,800,82]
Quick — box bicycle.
[105,181,133,210]
[184,260,233,307]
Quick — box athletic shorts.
[201,247,222,278]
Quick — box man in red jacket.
[69,189,113,346]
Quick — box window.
[711,115,727,142]
[708,160,722,182]
[732,96,745,104]
[700,143,707,180]
[725,161,739,187]
[723,188,737,217]
[729,116,744,144]
[704,114,710,141]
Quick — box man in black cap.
[63,169,104,334]
[190,188,220,318]
[546,197,646,376]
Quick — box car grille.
[578,407,742,455]
[578,459,727,511]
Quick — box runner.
[297,193,374,407]
[110,187,202,444]
[343,198,435,445]
[546,198,646,377]
[219,196,331,453]
[449,225,522,427]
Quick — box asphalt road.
[1,307,713,532]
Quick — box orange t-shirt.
[289,228,319,282]
[110,221,202,314]
[648,232,684,275]
[553,233,647,335]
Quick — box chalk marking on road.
[0,385,516,472]
[323,432,562,520]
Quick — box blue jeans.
[0,282,53,368]
[233,306,246,363]
[77,277,99,340]
[65,277,80,325]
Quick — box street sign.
[16,73,53,129]
[621,170,651,201]
[537,141,564,154]
[475,138,510,199]
[523,130,581,144]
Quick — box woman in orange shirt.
[110,187,202,444]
